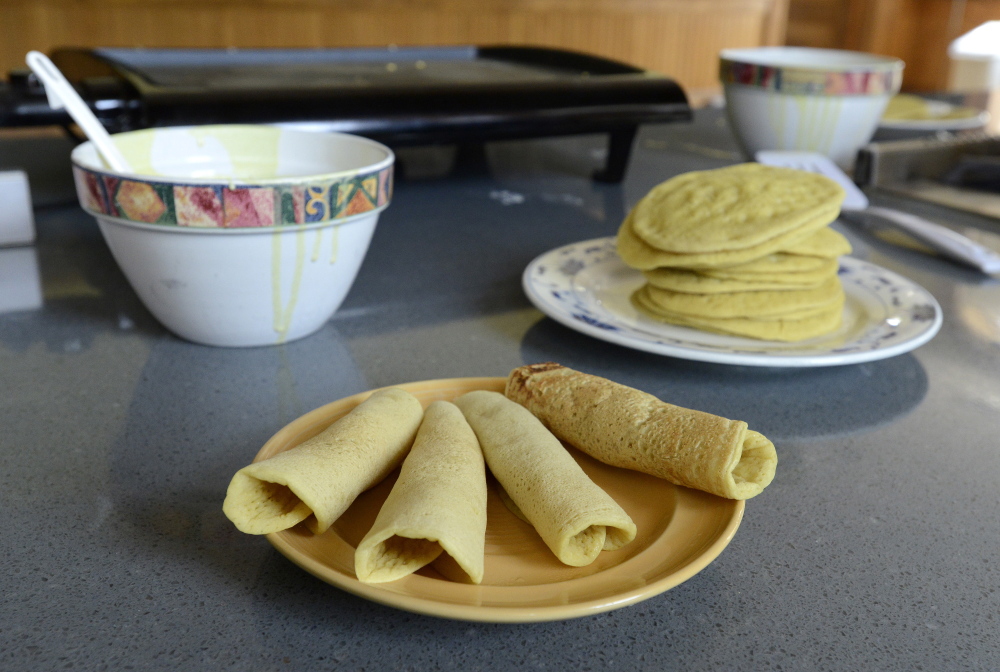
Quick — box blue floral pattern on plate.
[522,237,943,367]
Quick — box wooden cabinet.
[787,0,1000,91]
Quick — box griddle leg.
[452,142,491,177]
[592,126,637,183]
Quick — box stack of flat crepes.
[505,363,777,500]
[618,163,852,341]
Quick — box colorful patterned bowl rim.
[86,203,389,235]
[720,47,904,96]
[71,126,394,231]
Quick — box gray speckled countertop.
[2,110,999,671]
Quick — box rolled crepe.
[454,390,636,567]
[223,388,424,535]
[505,363,776,500]
[355,401,487,584]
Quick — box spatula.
[756,150,1000,274]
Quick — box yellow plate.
[257,377,744,623]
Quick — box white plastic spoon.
[25,50,132,173]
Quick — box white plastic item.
[947,21,1000,93]
[25,51,132,172]
[0,246,43,314]
[0,170,35,247]
[756,150,1000,274]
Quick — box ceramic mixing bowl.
[720,47,904,168]
[72,125,393,347]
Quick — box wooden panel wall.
[0,0,788,98]
[785,0,848,49]
[787,0,1000,91]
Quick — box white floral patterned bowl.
[720,47,904,168]
[71,125,394,347]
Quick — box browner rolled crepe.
[355,401,488,584]
[454,390,636,567]
[223,388,424,535]
[505,363,776,500]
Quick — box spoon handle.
[862,205,1000,274]
[25,51,132,173]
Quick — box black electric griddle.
[0,46,691,181]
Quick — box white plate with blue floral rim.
[522,237,943,367]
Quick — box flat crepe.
[638,275,844,318]
[643,261,834,294]
[222,388,424,535]
[454,390,636,567]
[355,401,487,584]
[628,163,845,252]
[701,258,839,286]
[704,253,836,277]
[505,363,777,500]
[781,226,852,258]
[616,206,839,270]
[632,285,844,341]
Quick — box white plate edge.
[522,237,943,368]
